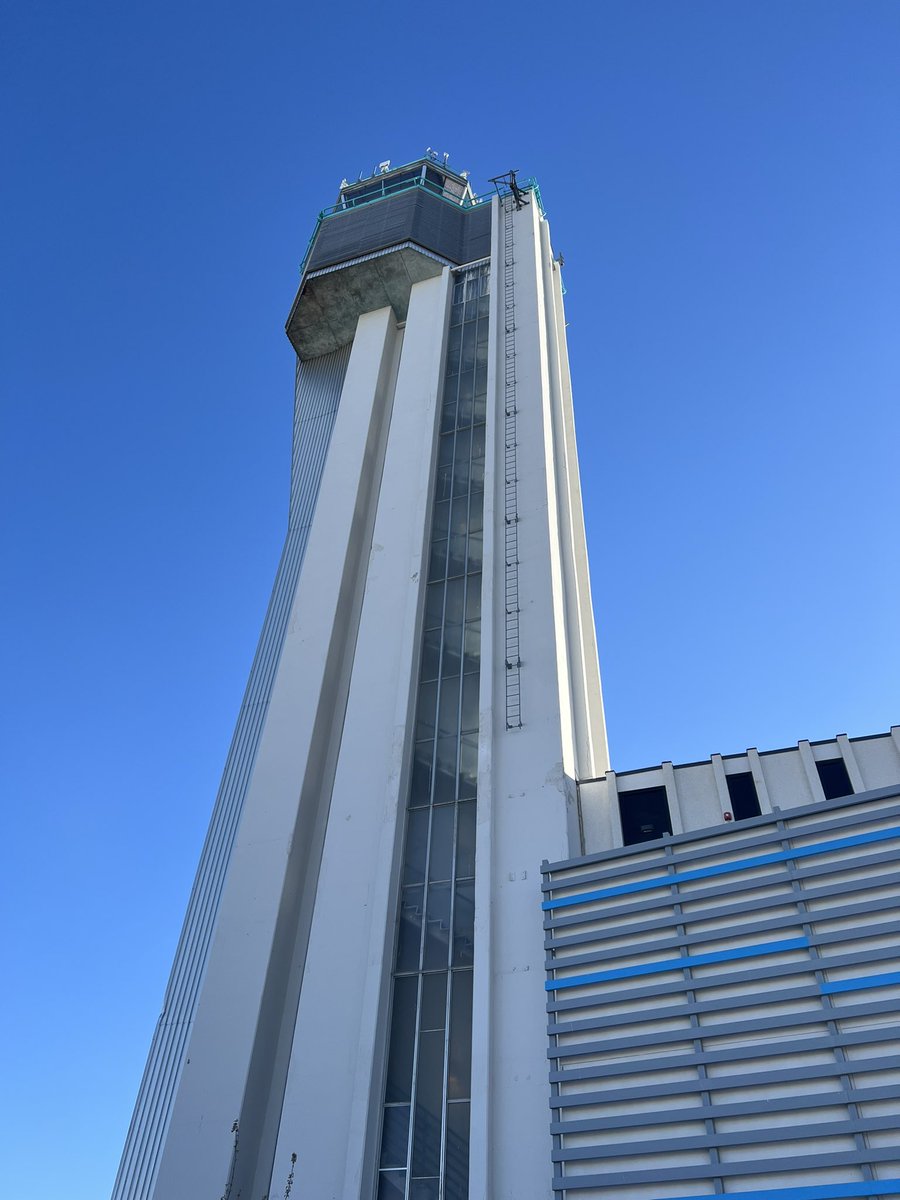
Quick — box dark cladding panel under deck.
[306,189,492,274]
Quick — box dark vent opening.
[725,772,761,821]
[816,757,854,800]
[620,786,672,845]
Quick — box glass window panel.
[423,881,451,971]
[433,737,457,806]
[428,803,455,882]
[452,881,474,968]
[444,578,464,626]
[457,392,474,429]
[462,624,480,676]
[438,674,460,738]
[411,1029,444,1176]
[816,757,854,800]
[444,1101,470,1200]
[449,496,469,537]
[619,785,672,845]
[452,453,470,497]
[440,403,456,434]
[457,370,474,408]
[420,627,441,682]
[420,972,448,1032]
[440,621,461,676]
[467,489,483,533]
[469,458,484,493]
[438,431,455,467]
[403,808,429,886]
[428,539,447,582]
[461,322,476,371]
[380,1104,410,1169]
[466,530,482,573]
[378,1169,406,1200]
[446,324,462,367]
[397,885,424,974]
[726,771,761,820]
[458,734,477,800]
[447,532,467,578]
[434,462,453,501]
[424,583,444,630]
[460,674,479,735]
[464,575,481,624]
[415,681,437,741]
[454,426,471,470]
[410,741,433,808]
[431,499,450,540]
[455,801,476,879]
[410,1180,439,1200]
[448,971,473,1099]
[385,975,418,1102]
[384,264,485,1200]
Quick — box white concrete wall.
[267,274,452,1199]
[150,306,400,1200]
[472,194,609,1200]
[581,729,900,853]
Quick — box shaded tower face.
[113,158,607,1200]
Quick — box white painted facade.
[114,169,607,1200]
[580,729,900,852]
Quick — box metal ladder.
[502,197,522,729]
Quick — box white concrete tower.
[113,159,608,1200]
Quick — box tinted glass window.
[816,757,854,800]
[619,786,671,845]
[725,772,761,820]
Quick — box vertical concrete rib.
[111,343,351,1200]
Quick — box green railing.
[297,174,545,277]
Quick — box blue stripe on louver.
[542,825,900,910]
[545,936,810,992]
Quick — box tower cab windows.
[338,160,472,210]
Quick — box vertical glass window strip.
[378,262,489,1200]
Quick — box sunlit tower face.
[113,156,606,1200]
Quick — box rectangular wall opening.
[816,757,854,800]
[619,785,672,845]
[725,771,761,820]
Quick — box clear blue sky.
[2,2,898,1195]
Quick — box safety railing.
[297,174,544,277]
